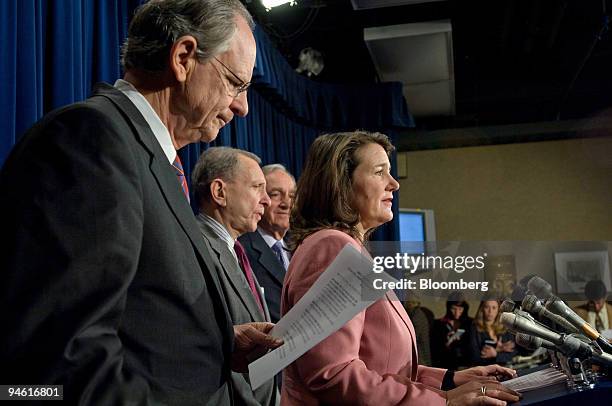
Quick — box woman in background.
[468,299,517,366]
[281,131,519,405]
[431,292,472,369]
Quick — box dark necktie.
[271,240,287,271]
[596,312,605,332]
[172,155,190,202]
[234,240,264,313]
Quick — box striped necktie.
[172,155,190,203]
[271,240,287,271]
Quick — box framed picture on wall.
[554,251,611,295]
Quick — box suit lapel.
[250,232,285,286]
[198,220,264,322]
[93,84,229,311]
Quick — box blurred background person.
[467,298,517,366]
[431,292,471,369]
[281,131,519,406]
[240,164,296,324]
[574,280,612,333]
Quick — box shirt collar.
[198,213,235,250]
[257,227,286,249]
[114,79,176,164]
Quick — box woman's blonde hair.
[474,299,506,335]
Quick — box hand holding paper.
[248,244,396,390]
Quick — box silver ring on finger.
[480,385,487,396]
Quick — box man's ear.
[168,35,198,83]
[210,179,227,207]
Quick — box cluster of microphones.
[500,276,612,367]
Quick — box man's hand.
[447,380,521,406]
[454,365,517,386]
[231,322,283,372]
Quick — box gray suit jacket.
[196,218,279,406]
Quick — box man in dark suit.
[192,147,278,405]
[239,164,296,324]
[0,1,280,404]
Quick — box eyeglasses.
[213,57,251,97]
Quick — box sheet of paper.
[502,367,567,392]
[248,244,396,390]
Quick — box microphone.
[522,294,579,334]
[515,331,612,367]
[527,276,612,353]
[515,333,556,351]
[500,299,517,313]
[501,312,612,365]
[501,298,544,325]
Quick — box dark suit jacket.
[239,231,286,324]
[0,84,234,405]
[196,218,278,406]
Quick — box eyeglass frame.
[212,56,251,97]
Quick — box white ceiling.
[364,20,455,117]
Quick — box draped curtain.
[0,0,414,241]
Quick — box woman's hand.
[454,365,517,386]
[500,340,515,353]
[447,380,520,406]
[481,345,497,359]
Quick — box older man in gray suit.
[192,147,278,406]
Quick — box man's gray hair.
[262,164,295,183]
[192,147,261,203]
[121,0,254,72]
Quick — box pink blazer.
[281,229,447,405]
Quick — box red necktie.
[172,155,190,203]
[234,240,264,313]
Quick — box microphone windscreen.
[515,333,540,350]
[521,294,540,312]
[510,284,528,302]
[527,276,552,299]
[500,299,516,313]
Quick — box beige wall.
[398,137,612,317]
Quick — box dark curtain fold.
[1,0,413,241]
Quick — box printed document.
[248,244,396,390]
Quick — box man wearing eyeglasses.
[0,1,280,405]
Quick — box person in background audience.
[431,291,472,369]
[192,147,278,405]
[281,131,519,406]
[406,294,433,366]
[240,164,296,324]
[574,280,612,333]
[467,298,517,366]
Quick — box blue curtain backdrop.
[0,0,413,241]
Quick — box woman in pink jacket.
[281,131,520,406]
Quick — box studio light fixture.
[261,0,297,12]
